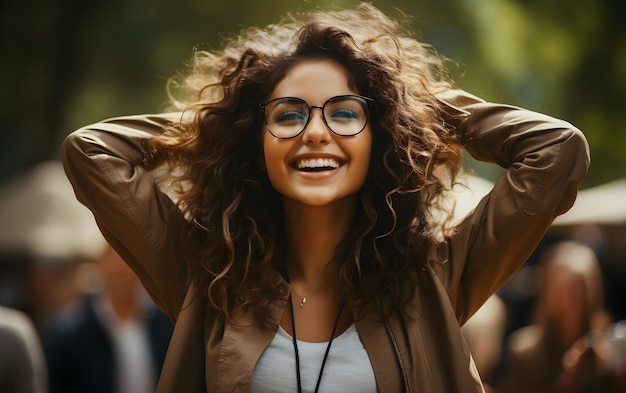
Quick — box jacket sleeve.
[61,113,190,321]
[434,89,590,324]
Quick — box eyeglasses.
[260,95,373,139]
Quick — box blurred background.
[1,0,625,185]
[0,0,624,392]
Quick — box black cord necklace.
[289,293,345,393]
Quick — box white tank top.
[251,324,377,393]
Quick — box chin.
[286,192,357,208]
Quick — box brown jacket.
[62,90,589,392]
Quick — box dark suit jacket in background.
[45,294,173,393]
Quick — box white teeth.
[297,158,340,169]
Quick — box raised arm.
[61,113,190,320]
[435,90,590,324]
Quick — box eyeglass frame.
[259,94,374,139]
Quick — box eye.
[329,108,360,120]
[276,110,307,123]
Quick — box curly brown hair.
[148,3,462,325]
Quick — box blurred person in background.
[501,240,625,392]
[0,305,48,393]
[45,244,173,393]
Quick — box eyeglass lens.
[264,96,369,138]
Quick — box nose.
[301,106,331,144]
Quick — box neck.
[108,293,141,321]
[283,196,356,287]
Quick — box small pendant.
[300,296,307,309]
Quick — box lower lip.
[294,166,342,179]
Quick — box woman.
[62,4,589,392]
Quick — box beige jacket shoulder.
[62,90,589,392]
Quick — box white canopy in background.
[451,174,494,222]
[428,173,494,230]
[552,178,626,226]
[0,161,106,260]
[440,175,626,228]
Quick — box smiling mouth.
[295,158,341,172]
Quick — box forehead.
[268,58,359,102]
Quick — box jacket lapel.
[215,280,290,392]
